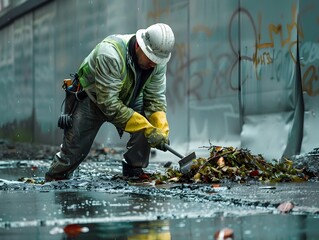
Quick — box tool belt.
[62,73,87,100]
[58,73,87,129]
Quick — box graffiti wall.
[299,0,319,154]
[239,1,302,160]
[0,0,318,161]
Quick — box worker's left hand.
[145,127,169,151]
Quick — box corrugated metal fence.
[0,0,318,160]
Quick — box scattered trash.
[259,186,276,190]
[277,201,294,213]
[214,227,234,240]
[63,224,89,237]
[139,173,151,180]
[49,226,64,235]
[31,166,38,171]
[211,184,229,191]
[292,148,319,179]
[17,177,45,185]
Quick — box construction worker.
[45,23,175,181]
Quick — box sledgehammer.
[164,143,197,175]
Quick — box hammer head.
[178,152,197,175]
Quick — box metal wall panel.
[299,0,319,153]
[33,2,56,143]
[13,14,34,141]
[239,0,301,160]
[0,25,14,125]
[188,0,240,157]
[0,14,34,141]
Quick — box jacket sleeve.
[143,65,168,118]
[94,46,134,129]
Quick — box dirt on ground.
[0,139,105,161]
[0,140,57,160]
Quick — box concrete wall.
[0,0,318,161]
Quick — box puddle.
[1,213,318,240]
[0,190,269,227]
[0,160,49,181]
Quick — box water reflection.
[58,214,318,240]
[54,191,175,220]
[0,160,47,180]
[62,221,171,240]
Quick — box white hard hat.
[136,23,175,65]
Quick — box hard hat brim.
[136,29,171,65]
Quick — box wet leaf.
[213,146,224,153]
[250,170,259,177]
[211,184,220,188]
[17,177,45,185]
[31,166,38,171]
[217,157,225,167]
[168,177,180,182]
[221,166,229,172]
[139,174,150,180]
[154,179,164,185]
[193,173,201,181]
[160,145,307,184]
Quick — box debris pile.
[160,146,308,184]
[292,148,319,178]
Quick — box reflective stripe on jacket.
[77,34,167,130]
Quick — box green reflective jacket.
[78,34,167,130]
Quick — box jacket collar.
[128,35,138,69]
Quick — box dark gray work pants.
[46,95,150,179]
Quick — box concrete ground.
[0,142,319,239]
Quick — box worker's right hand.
[144,127,169,150]
[124,112,169,150]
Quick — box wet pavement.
[1,152,319,239]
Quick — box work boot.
[122,161,144,178]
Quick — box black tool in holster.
[58,73,87,129]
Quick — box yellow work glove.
[144,127,169,150]
[124,112,169,150]
[148,111,169,137]
[124,112,153,133]
[148,111,169,151]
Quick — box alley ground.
[0,140,319,239]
